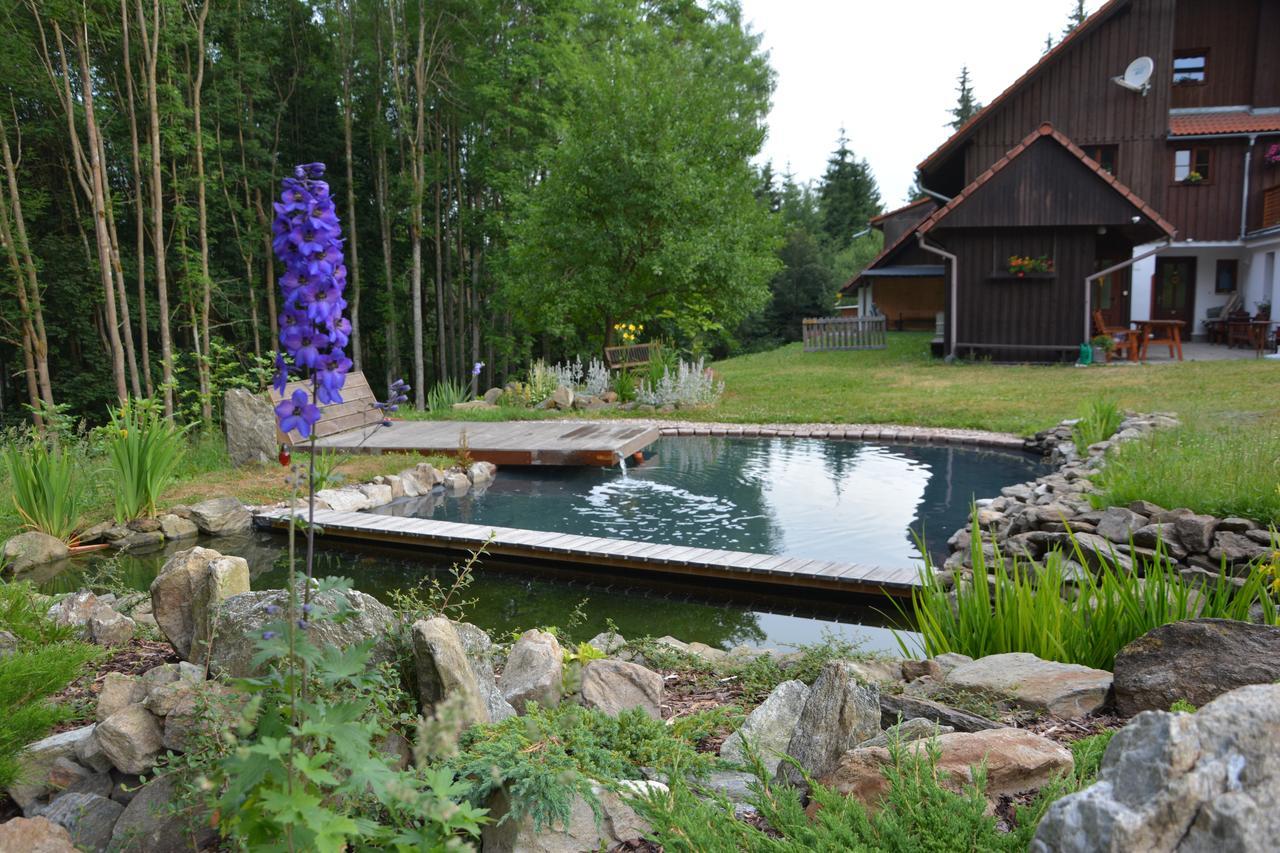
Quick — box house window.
[1173,51,1206,84]
[1174,147,1211,183]
[1215,259,1237,293]
[1084,145,1119,175]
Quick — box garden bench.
[604,342,661,370]
[268,370,382,444]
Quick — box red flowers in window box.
[1007,255,1055,277]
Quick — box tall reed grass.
[106,398,186,521]
[902,527,1277,671]
[427,378,470,412]
[1071,398,1122,453]
[1,439,82,541]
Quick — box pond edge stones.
[500,629,563,714]
[776,661,880,786]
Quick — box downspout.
[920,187,953,205]
[917,232,958,357]
[1084,238,1175,343]
[1240,134,1256,240]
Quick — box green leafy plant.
[1,437,82,542]
[312,449,347,491]
[1169,699,1197,714]
[1072,397,1122,453]
[105,398,187,521]
[901,525,1277,671]
[611,368,638,403]
[525,360,561,404]
[427,378,470,413]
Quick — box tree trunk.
[340,0,363,370]
[189,0,213,423]
[121,0,152,397]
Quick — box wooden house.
[842,0,1280,360]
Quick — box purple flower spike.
[275,389,321,439]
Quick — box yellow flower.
[119,429,128,438]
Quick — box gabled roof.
[869,197,933,225]
[839,218,930,293]
[917,123,1177,236]
[916,0,1130,174]
[1169,110,1280,136]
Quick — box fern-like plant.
[105,398,186,521]
[2,438,82,542]
[427,378,470,413]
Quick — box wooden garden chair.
[1092,310,1139,362]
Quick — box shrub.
[1071,398,1122,453]
[526,360,560,404]
[105,398,186,521]
[1,437,82,541]
[426,378,470,413]
[1093,420,1280,524]
[635,357,724,407]
[902,527,1277,671]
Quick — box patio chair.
[1092,310,1139,362]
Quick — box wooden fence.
[802,316,887,351]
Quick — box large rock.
[6,726,97,813]
[207,587,397,677]
[314,487,374,512]
[455,622,516,723]
[580,659,663,719]
[149,547,250,662]
[223,388,277,467]
[162,682,243,753]
[720,680,810,776]
[481,783,650,853]
[945,653,1112,719]
[39,792,124,852]
[187,496,251,536]
[823,728,1073,808]
[1112,618,1280,716]
[95,673,146,722]
[157,513,198,541]
[777,662,881,785]
[856,717,954,749]
[410,617,489,727]
[3,531,69,573]
[108,774,217,853]
[1094,507,1148,544]
[500,629,563,714]
[96,706,163,775]
[86,610,135,647]
[0,816,77,852]
[1172,513,1218,554]
[1032,684,1280,852]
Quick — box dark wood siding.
[1255,1,1280,106]
[952,0,1175,211]
[1171,0,1260,109]
[940,138,1153,230]
[935,228,1107,361]
[1163,139,1247,239]
[879,202,937,246]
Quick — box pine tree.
[948,67,983,130]
[818,130,882,250]
[1062,0,1088,37]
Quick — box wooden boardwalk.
[254,508,923,598]
[314,420,659,467]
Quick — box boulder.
[314,487,373,512]
[0,627,17,657]
[95,673,146,722]
[846,658,904,684]
[455,622,516,723]
[74,731,113,775]
[1112,618,1280,716]
[1131,523,1186,559]
[823,728,1073,808]
[45,756,92,791]
[1208,531,1269,565]
[157,514,198,541]
[900,659,941,682]
[945,653,1112,719]
[879,692,1001,733]
[580,659,663,719]
[481,782,649,853]
[1172,513,1218,554]
[483,387,503,405]
[108,773,217,853]
[162,682,242,753]
[222,388,277,467]
[1095,507,1148,544]
[6,725,97,812]
[410,618,490,727]
[86,610,135,647]
[500,629,563,714]
[549,386,574,410]
[0,816,77,852]
[856,717,954,749]
[96,706,163,775]
[468,461,497,484]
[187,496,252,536]
[695,770,758,803]
[396,469,423,497]
[45,591,112,634]
[932,652,974,676]
[720,680,810,776]
[149,547,250,662]
[586,631,627,656]
[207,587,397,678]
[357,483,394,507]
[39,792,124,853]
[415,463,445,488]
[777,662,881,786]
[2,531,69,573]
[1032,684,1280,853]
[443,472,470,494]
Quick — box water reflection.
[378,437,1046,566]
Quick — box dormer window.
[1173,51,1206,84]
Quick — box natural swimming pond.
[38,436,1045,654]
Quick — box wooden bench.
[604,342,661,370]
[267,370,382,445]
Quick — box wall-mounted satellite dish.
[1112,57,1154,95]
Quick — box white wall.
[1130,242,1257,339]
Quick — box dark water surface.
[38,437,1045,654]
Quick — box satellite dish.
[1112,57,1154,95]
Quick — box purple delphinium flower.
[472,361,485,376]
[271,162,350,438]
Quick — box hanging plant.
[1264,143,1280,167]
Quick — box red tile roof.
[917,0,1130,174]
[1169,111,1280,137]
[918,123,1177,237]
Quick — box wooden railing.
[802,316,887,352]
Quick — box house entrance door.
[1153,257,1196,325]
[1092,260,1131,329]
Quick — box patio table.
[1133,319,1185,361]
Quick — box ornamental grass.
[105,398,186,521]
[901,526,1277,671]
[1,438,82,541]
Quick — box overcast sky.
[738,0,1105,208]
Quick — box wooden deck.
[254,508,924,598]
[314,420,659,467]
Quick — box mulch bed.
[1020,711,1128,746]
[50,637,180,732]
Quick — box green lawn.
[694,333,1279,435]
